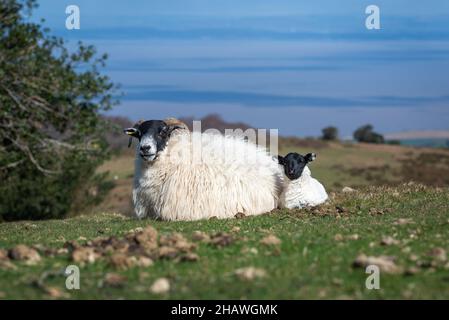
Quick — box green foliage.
[0,0,118,220]
[321,126,339,141]
[353,124,385,144]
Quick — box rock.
[71,247,98,265]
[134,256,154,267]
[0,249,8,260]
[260,234,281,246]
[210,232,234,247]
[102,273,127,287]
[241,247,258,255]
[179,253,199,262]
[404,267,420,276]
[9,245,41,265]
[160,233,196,252]
[234,212,246,219]
[150,278,170,294]
[381,236,400,246]
[342,187,356,193]
[393,218,414,225]
[234,267,267,281]
[158,246,179,259]
[427,247,447,262]
[134,226,158,250]
[334,234,344,241]
[44,287,69,299]
[109,253,135,270]
[352,254,402,274]
[231,226,241,233]
[192,231,210,242]
[347,234,360,241]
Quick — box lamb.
[124,119,283,221]
[277,152,328,209]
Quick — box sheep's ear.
[277,155,285,165]
[305,153,316,163]
[161,123,183,138]
[123,128,140,148]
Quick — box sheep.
[277,152,328,209]
[124,119,283,221]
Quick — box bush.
[321,126,339,141]
[353,125,385,144]
[0,0,117,220]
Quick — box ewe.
[277,152,328,209]
[124,120,283,221]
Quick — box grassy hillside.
[0,184,448,299]
[1,140,449,299]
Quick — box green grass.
[1,184,448,299]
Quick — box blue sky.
[32,0,449,136]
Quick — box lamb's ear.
[305,153,317,163]
[277,155,285,165]
[123,128,140,148]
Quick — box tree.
[321,126,339,141]
[353,124,385,144]
[0,0,118,220]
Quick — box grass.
[1,184,449,299]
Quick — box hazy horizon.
[32,0,449,137]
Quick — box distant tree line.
[320,124,385,144]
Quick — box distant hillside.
[385,130,449,140]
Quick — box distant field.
[398,138,449,149]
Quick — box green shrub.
[0,0,118,220]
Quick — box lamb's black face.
[124,120,171,162]
[278,152,316,180]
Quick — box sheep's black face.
[278,152,316,180]
[124,120,171,162]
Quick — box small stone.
[235,212,246,219]
[352,254,402,274]
[103,273,127,287]
[192,231,210,242]
[404,267,420,276]
[109,253,134,270]
[394,218,414,225]
[71,247,98,265]
[347,234,359,241]
[179,253,199,262]
[260,234,281,246]
[427,248,447,262]
[342,187,356,193]
[241,247,258,255]
[150,278,170,294]
[381,236,400,246]
[45,287,69,299]
[334,234,344,241]
[135,226,158,250]
[134,256,154,268]
[234,267,266,281]
[9,245,41,265]
[158,246,178,259]
[231,226,241,233]
[210,232,234,247]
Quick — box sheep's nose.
[140,146,152,154]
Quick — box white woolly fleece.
[279,166,328,209]
[133,131,284,221]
